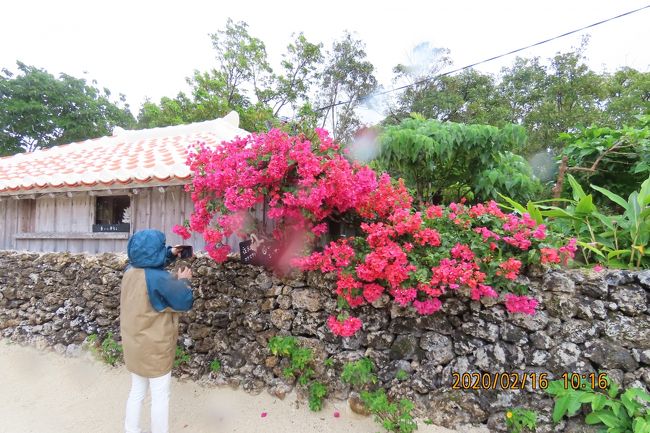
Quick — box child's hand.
[177,267,193,280]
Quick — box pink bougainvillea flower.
[496,257,522,281]
[363,283,385,303]
[540,247,561,264]
[593,264,604,272]
[505,294,538,315]
[412,298,442,315]
[172,224,192,240]
[260,412,267,418]
[333,411,340,418]
[327,316,362,337]
[471,284,498,301]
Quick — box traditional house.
[0,112,248,253]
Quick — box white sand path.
[0,340,489,433]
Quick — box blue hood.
[125,229,193,312]
[128,229,168,269]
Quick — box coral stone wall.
[1,250,649,432]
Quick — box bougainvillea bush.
[174,128,576,337]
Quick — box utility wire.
[315,4,650,113]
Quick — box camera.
[176,245,193,259]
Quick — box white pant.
[125,371,171,433]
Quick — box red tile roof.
[0,112,247,194]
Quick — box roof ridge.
[112,111,240,140]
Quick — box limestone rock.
[290,289,322,312]
[419,332,454,365]
[584,339,639,371]
[611,286,647,316]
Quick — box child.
[120,229,194,433]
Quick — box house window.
[93,195,131,232]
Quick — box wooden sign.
[239,239,257,264]
[92,223,130,233]
[240,234,283,267]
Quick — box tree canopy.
[377,115,542,204]
[3,22,648,163]
[0,62,134,156]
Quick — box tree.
[376,115,542,204]
[271,33,323,117]
[604,67,650,127]
[0,62,135,156]
[387,69,509,127]
[138,23,324,133]
[208,18,272,107]
[498,39,607,152]
[318,32,378,144]
[559,115,650,200]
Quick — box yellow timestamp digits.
[451,372,549,390]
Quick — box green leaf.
[591,184,629,210]
[497,193,527,214]
[591,411,623,428]
[527,201,544,224]
[552,395,571,422]
[577,240,606,258]
[568,174,587,201]
[591,394,607,411]
[575,195,596,216]
[608,250,632,262]
[585,412,602,425]
[540,207,580,220]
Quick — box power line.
[315,4,650,113]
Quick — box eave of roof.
[0,111,247,195]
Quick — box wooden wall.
[130,186,242,252]
[1,185,244,254]
[0,199,19,250]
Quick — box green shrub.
[174,346,190,368]
[500,173,650,268]
[560,116,650,201]
[341,357,377,389]
[505,408,537,433]
[308,381,328,411]
[86,332,123,366]
[360,389,418,433]
[268,336,325,412]
[546,377,650,432]
[377,116,541,204]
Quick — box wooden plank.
[68,239,83,253]
[36,197,55,251]
[0,201,7,250]
[54,196,72,233]
[150,188,163,231]
[145,189,152,228]
[89,196,96,230]
[166,187,181,244]
[160,188,167,237]
[7,199,19,250]
[132,189,152,233]
[19,200,36,233]
[96,239,121,254]
[71,195,92,232]
[129,192,136,234]
[115,239,128,252]
[83,238,99,254]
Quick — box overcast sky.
[2,0,649,118]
